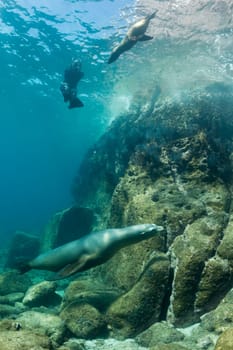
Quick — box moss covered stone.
[214,327,233,350]
[106,255,170,337]
[60,302,106,339]
[136,321,184,347]
[169,214,227,326]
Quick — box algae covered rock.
[0,271,31,295]
[60,302,106,339]
[61,278,121,311]
[0,304,19,318]
[169,213,227,326]
[106,254,170,337]
[150,345,189,350]
[136,321,184,347]
[0,292,24,305]
[0,329,51,350]
[214,327,233,350]
[18,310,66,346]
[217,208,233,263]
[195,256,233,314]
[23,280,61,307]
[60,338,148,350]
[201,288,233,334]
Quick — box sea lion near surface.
[18,223,164,280]
[60,59,84,109]
[108,11,157,64]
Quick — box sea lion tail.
[108,48,121,64]
[15,259,31,274]
[68,97,84,109]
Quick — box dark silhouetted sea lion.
[60,59,84,109]
[19,223,163,279]
[108,11,157,64]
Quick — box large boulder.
[18,310,66,347]
[214,327,233,350]
[41,206,95,251]
[0,329,51,350]
[61,278,121,312]
[60,302,106,339]
[135,321,184,347]
[106,254,170,337]
[68,86,233,335]
[23,281,61,307]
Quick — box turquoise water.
[0,0,133,238]
[0,0,232,240]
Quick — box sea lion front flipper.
[138,34,153,41]
[51,256,89,280]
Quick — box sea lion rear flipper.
[50,256,89,280]
[138,34,153,41]
[68,97,84,109]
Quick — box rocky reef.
[2,83,233,349]
[71,83,233,345]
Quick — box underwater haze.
[0,0,132,240]
[0,0,232,241]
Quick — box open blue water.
[0,0,232,242]
[0,0,133,239]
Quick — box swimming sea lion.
[108,11,157,64]
[60,59,84,109]
[19,223,163,279]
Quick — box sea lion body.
[21,223,163,279]
[60,59,84,109]
[127,13,155,40]
[108,11,157,64]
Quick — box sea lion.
[108,11,157,64]
[19,223,163,279]
[60,59,84,109]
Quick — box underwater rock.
[0,329,51,350]
[200,288,233,334]
[106,254,170,337]
[103,162,208,291]
[18,310,66,347]
[136,321,184,347]
[217,205,233,264]
[194,256,233,314]
[22,280,61,307]
[5,231,40,270]
[169,214,227,326]
[214,327,233,350]
[0,292,24,305]
[41,206,95,251]
[59,338,147,350]
[60,302,106,339]
[149,345,189,350]
[61,278,121,312]
[0,271,31,295]
[71,87,233,334]
[0,319,24,331]
[0,304,18,318]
